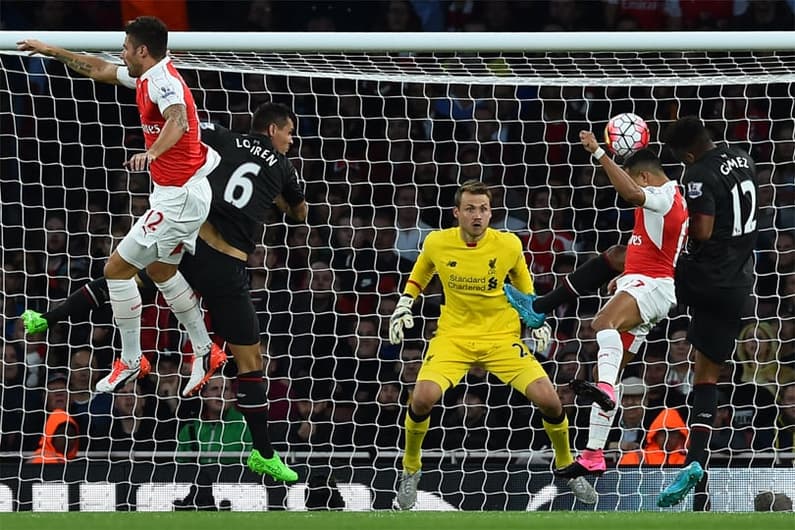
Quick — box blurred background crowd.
[2,0,795,32]
[0,0,794,468]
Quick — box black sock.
[44,277,109,325]
[408,407,430,423]
[533,252,619,314]
[541,411,566,425]
[235,371,274,458]
[692,473,711,512]
[686,383,717,467]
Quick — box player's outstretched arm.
[580,130,645,206]
[16,39,121,85]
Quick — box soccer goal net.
[0,31,794,512]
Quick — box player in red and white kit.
[18,17,227,395]
[553,132,689,479]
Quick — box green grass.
[1,512,793,530]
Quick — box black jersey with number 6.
[679,144,757,289]
[199,122,305,255]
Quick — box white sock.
[107,278,142,365]
[155,272,212,357]
[595,329,623,387]
[586,383,623,450]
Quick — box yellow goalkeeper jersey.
[403,227,534,338]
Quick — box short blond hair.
[454,179,491,207]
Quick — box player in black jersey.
[22,102,306,483]
[657,116,758,508]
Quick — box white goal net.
[0,31,794,512]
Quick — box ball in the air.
[604,112,650,158]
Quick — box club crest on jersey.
[488,257,497,274]
[687,181,703,199]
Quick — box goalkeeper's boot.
[182,343,228,397]
[394,470,421,510]
[247,449,298,482]
[657,461,704,508]
[95,356,151,393]
[503,284,546,329]
[22,310,49,334]
[570,379,616,412]
[554,449,607,479]
[567,476,598,505]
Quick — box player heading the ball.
[18,17,227,396]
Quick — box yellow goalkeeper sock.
[543,413,574,468]
[403,410,430,474]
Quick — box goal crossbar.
[1,30,794,52]
[3,31,795,86]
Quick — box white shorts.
[117,153,218,269]
[615,273,676,350]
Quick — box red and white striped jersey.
[117,57,207,186]
[624,180,689,279]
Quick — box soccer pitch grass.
[2,512,793,530]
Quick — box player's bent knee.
[590,313,612,332]
[229,343,263,373]
[409,396,435,416]
[104,252,139,280]
[537,399,563,420]
[410,381,442,416]
[146,261,179,283]
[524,378,561,416]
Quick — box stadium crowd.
[0,0,794,468]
[2,0,795,32]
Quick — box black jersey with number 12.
[199,123,305,255]
[680,144,758,289]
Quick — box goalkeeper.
[389,180,597,509]
[22,103,304,483]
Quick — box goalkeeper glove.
[389,295,415,344]
[531,322,552,353]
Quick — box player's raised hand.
[125,151,156,172]
[579,130,599,154]
[17,39,51,56]
[389,295,415,344]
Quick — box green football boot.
[22,310,49,334]
[247,449,298,482]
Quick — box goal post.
[1,31,794,512]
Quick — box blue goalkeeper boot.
[657,461,704,507]
[503,284,546,329]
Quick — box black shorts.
[677,281,750,364]
[178,238,259,346]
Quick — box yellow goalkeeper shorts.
[416,334,548,394]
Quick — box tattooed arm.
[17,39,120,85]
[125,104,189,171]
[148,104,189,159]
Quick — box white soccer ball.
[604,112,650,158]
